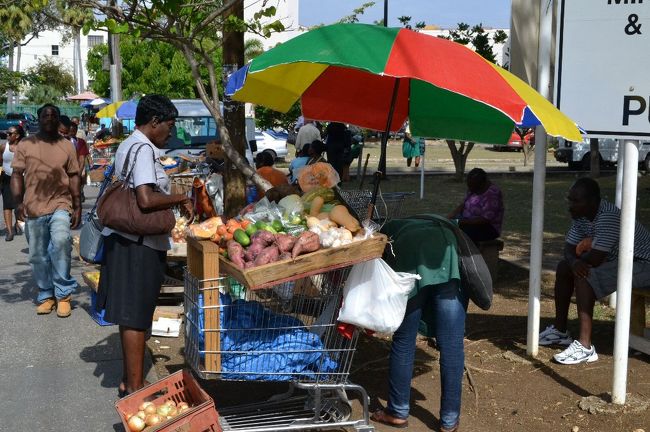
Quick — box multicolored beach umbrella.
[226,23,582,145]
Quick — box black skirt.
[1,173,15,210]
[96,234,166,330]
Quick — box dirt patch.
[149,244,650,431]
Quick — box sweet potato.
[278,252,292,261]
[253,245,280,266]
[291,231,320,258]
[244,240,266,262]
[251,230,275,246]
[226,240,246,268]
[275,233,297,253]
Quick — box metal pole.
[612,140,639,405]
[610,140,626,308]
[526,0,553,357]
[420,142,425,200]
[383,0,388,27]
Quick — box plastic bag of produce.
[338,258,420,334]
[298,162,340,192]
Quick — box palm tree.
[244,38,264,63]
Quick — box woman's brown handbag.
[98,143,175,236]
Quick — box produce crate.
[115,369,221,432]
[218,233,388,290]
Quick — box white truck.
[554,138,650,171]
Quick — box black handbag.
[411,214,493,310]
[97,143,175,236]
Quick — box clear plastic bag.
[337,258,420,334]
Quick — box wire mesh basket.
[184,268,359,384]
[336,189,415,222]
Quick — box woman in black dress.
[96,95,193,397]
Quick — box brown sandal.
[370,410,409,429]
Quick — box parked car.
[0,112,38,134]
[254,130,288,160]
[493,129,534,152]
[162,99,256,161]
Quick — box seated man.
[255,151,288,197]
[447,168,504,243]
[539,177,650,364]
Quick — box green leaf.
[106,18,117,32]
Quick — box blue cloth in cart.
[199,293,338,380]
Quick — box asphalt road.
[0,188,156,432]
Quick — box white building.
[12,29,108,92]
[10,0,302,96]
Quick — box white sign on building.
[555,0,650,139]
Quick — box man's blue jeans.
[26,210,77,302]
[387,279,468,430]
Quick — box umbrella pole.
[370,78,401,218]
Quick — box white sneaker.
[539,325,573,346]
[553,340,598,365]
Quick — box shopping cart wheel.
[318,397,352,422]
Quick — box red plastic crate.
[115,369,221,432]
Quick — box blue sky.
[299,0,512,29]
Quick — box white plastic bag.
[338,259,421,334]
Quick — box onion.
[145,414,163,426]
[138,401,154,412]
[127,415,146,431]
[144,404,157,415]
[136,411,146,420]
[167,407,178,417]
[165,400,176,408]
[177,402,189,410]
[156,404,171,417]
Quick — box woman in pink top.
[447,168,504,243]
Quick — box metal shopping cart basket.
[336,188,415,222]
[184,266,375,432]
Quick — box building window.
[51,45,59,56]
[87,35,104,48]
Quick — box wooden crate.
[219,234,388,290]
[186,238,222,373]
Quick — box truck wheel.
[581,154,591,171]
[568,161,580,170]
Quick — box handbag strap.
[87,165,115,220]
[121,142,157,184]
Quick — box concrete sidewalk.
[0,188,156,432]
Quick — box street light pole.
[383,0,388,27]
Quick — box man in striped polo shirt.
[539,177,650,364]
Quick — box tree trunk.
[222,1,247,217]
[590,137,600,177]
[447,139,474,181]
[6,42,15,111]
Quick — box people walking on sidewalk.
[96,95,193,397]
[1,125,25,241]
[10,104,81,317]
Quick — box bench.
[476,238,504,282]
[630,288,650,355]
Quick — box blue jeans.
[387,279,468,429]
[26,210,77,302]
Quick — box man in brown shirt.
[11,104,81,317]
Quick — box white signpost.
[554,0,650,404]
[556,0,650,140]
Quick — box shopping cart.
[184,268,375,432]
[336,188,415,222]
